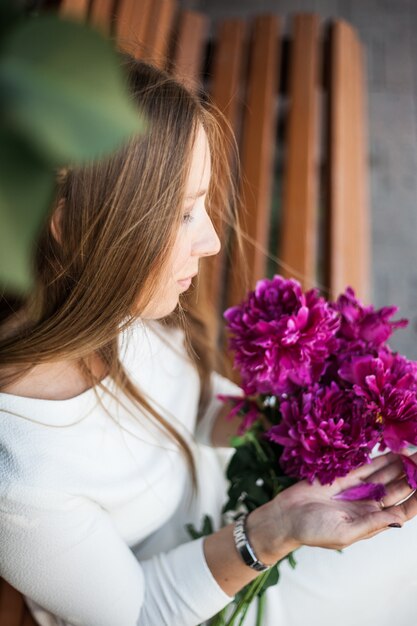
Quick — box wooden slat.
[206,19,247,314]
[328,21,370,300]
[210,19,247,143]
[0,580,25,626]
[171,10,209,91]
[89,0,115,35]
[354,41,371,302]
[281,14,320,291]
[228,15,280,307]
[59,0,89,20]
[143,0,178,68]
[115,0,153,59]
[20,605,37,626]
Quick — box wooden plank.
[354,41,371,302]
[143,0,178,68]
[59,0,89,20]
[228,15,280,307]
[89,0,116,35]
[0,580,25,626]
[115,0,153,59]
[280,14,320,291]
[206,19,247,314]
[328,21,370,300]
[171,10,209,91]
[210,20,247,140]
[20,605,37,626]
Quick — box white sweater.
[0,320,238,626]
[2,319,417,626]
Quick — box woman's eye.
[182,212,194,225]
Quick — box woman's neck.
[1,355,109,400]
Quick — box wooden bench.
[0,2,370,624]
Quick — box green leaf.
[226,445,260,479]
[0,15,145,165]
[287,551,297,569]
[230,435,246,448]
[256,564,280,597]
[185,515,215,540]
[0,0,23,46]
[0,129,55,293]
[185,524,202,541]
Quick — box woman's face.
[141,125,221,319]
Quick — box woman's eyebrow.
[185,189,208,200]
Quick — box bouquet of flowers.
[192,275,417,626]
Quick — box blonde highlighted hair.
[0,57,242,486]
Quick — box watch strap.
[233,512,271,572]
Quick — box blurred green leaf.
[0,0,23,46]
[0,11,147,293]
[0,15,145,165]
[288,552,297,569]
[0,129,55,293]
[185,515,215,540]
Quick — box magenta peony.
[265,383,380,484]
[222,275,417,494]
[217,395,260,435]
[331,287,408,349]
[224,276,340,396]
[339,353,417,452]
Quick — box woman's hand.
[247,452,417,565]
[205,451,417,597]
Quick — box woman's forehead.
[184,126,211,199]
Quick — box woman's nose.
[192,214,221,258]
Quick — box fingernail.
[388,523,402,528]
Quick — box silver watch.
[233,512,271,572]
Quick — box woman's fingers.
[390,488,417,523]
[406,449,417,464]
[339,508,401,546]
[363,457,404,486]
[330,452,397,494]
[382,477,415,508]
[346,489,417,538]
[332,450,416,500]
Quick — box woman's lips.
[177,277,192,289]
[177,273,197,290]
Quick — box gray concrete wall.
[192,0,417,359]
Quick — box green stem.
[225,570,271,626]
[208,607,228,626]
[248,431,269,464]
[224,584,256,626]
[236,600,253,626]
[256,594,266,626]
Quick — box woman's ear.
[50,198,65,244]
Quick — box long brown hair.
[0,58,241,486]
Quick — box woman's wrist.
[203,501,297,597]
[244,501,300,565]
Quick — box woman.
[0,58,416,626]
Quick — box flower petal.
[334,482,387,501]
[401,454,417,489]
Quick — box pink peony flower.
[400,454,417,489]
[265,383,380,484]
[224,276,340,396]
[222,275,417,492]
[217,394,260,435]
[339,353,417,452]
[334,482,387,502]
[331,287,408,349]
